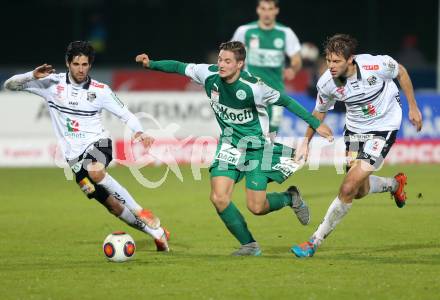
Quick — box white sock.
[98,173,142,212]
[313,196,352,245]
[118,206,164,239]
[368,175,397,194]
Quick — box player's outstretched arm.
[4,64,55,91]
[303,110,328,145]
[135,53,216,86]
[396,64,423,132]
[135,53,187,76]
[274,93,333,163]
[276,93,333,139]
[99,84,155,151]
[294,110,328,163]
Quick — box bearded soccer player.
[291,34,423,258]
[4,41,170,251]
[231,0,302,134]
[135,41,333,256]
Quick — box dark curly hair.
[65,41,95,64]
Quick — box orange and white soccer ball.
[103,232,136,262]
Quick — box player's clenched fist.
[135,53,150,68]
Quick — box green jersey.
[148,60,319,150]
[232,22,301,91]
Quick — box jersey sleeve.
[275,92,320,129]
[231,26,246,43]
[284,28,301,57]
[101,86,144,132]
[148,60,187,75]
[4,71,55,97]
[375,55,399,80]
[257,80,281,107]
[184,64,217,85]
[254,80,320,129]
[315,86,336,113]
[101,86,130,117]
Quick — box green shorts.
[209,142,299,191]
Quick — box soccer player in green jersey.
[135,41,333,256]
[232,0,302,134]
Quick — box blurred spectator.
[231,0,302,134]
[396,34,428,70]
[301,42,321,91]
[301,42,322,96]
[88,13,107,55]
[300,42,320,68]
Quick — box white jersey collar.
[66,72,91,89]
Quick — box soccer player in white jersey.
[135,41,333,256]
[231,0,302,134]
[291,34,423,257]
[4,41,170,251]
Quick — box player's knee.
[247,202,265,215]
[339,182,357,198]
[210,191,230,210]
[88,169,106,183]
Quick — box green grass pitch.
[0,165,439,299]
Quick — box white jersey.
[4,72,143,160]
[315,54,402,133]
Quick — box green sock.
[267,192,292,212]
[218,202,255,245]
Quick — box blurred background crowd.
[0,0,437,92]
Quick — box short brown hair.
[324,34,358,60]
[257,0,279,7]
[219,41,246,62]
